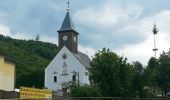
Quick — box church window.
[62,53,67,60]
[62,62,68,75]
[74,36,76,42]
[85,72,88,76]
[72,74,76,82]
[54,76,57,82]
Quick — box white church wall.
[45,46,90,91]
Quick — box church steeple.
[58,0,77,33]
[59,11,76,32]
[58,1,79,53]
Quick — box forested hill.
[0,35,58,88]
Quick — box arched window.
[72,74,76,82]
[54,76,57,82]
[62,62,68,75]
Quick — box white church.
[45,3,91,91]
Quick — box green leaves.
[145,51,170,97]
[71,85,101,97]
[0,35,58,88]
[157,51,170,97]
[89,48,133,97]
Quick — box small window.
[72,75,76,82]
[62,54,67,60]
[54,76,57,82]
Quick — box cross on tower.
[67,0,70,11]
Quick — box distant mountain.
[0,35,58,88]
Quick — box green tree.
[118,57,134,97]
[70,85,101,97]
[89,48,133,97]
[157,51,170,97]
[89,48,120,96]
[35,34,40,41]
[144,57,159,96]
[0,35,58,88]
[132,61,146,98]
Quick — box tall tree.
[89,48,120,96]
[144,57,159,95]
[132,61,145,98]
[118,57,134,96]
[89,48,133,97]
[35,34,40,41]
[157,51,170,97]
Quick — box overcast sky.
[0,0,170,65]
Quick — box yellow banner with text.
[20,87,52,99]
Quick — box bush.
[70,85,101,97]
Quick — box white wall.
[45,47,90,91]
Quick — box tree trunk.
[161,89,164,97]
[164,88,167,98]
[153,87,156,94]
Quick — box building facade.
[0,55,15,91]
[45,6,91,91]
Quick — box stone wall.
[0,89,19,99]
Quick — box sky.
[0,0,170,65]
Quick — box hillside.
[0,35,58,88]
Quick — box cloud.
[0,0,64,37]
[40,36,58,44]
[0,0,170,65]
[0,24,11,36]
[75,1,170,65]
[0,23,58,45]
[116,33,169,65]
[79,45,96,59]
[114,10,170,65]
[75,1,142,29]
[74,1,143,48]
[0,24,36,40]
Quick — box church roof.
[59,11,76,32]
[72,51,91,69]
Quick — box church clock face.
[63,36,67,41]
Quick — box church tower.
[57,1,79,53]
[45,1,91,91]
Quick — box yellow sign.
[20,87,52,99]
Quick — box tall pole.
[152,24,158,58]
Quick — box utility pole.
[152,24,158,58]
